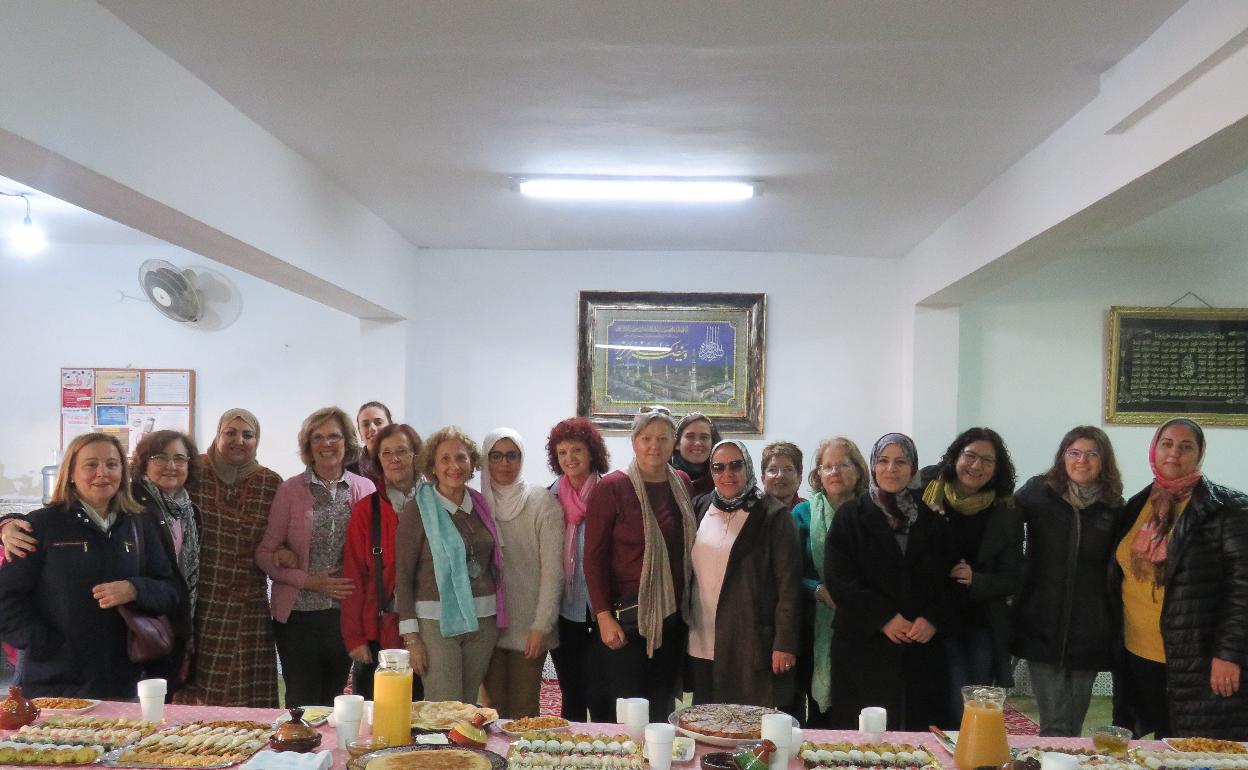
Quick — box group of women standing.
[0,405,1244,741]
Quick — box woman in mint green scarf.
[789,436,868,726]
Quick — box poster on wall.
[61,369,94,409]
[95,370,141,405]
[127,405,192,453]
[94,404,128,426]
[143,371,192,405]
[61,409,92,444]
[577,291,767,433]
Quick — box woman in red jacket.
[341,422,424,699]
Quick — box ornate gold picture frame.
[577,291,767,434]
[1106,306,1248,426]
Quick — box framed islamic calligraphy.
[1106,306,1248,426]
[577,291,767,434]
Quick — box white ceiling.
[96,2,1181,256]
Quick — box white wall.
[0,241,375,496]
[407,250,911,490]
[958,248,1248,494]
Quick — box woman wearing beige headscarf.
[174,408,284,706]
[584,406,697,723]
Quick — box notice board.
[60,368,196,454]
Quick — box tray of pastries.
[1165,739,1248,755]
[29,697,101,714]
[798,741,941,770]
[669,703,794,747]
[10,716,156,749]
[498,716,572,737]
[410,701,499,731]
[349,744,506,770]
[102,720,273,768]
[507,734,645,769]
[0,740,106,765]
[1135,749,1248,770]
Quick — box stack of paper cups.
[760,713,794,770]
[334,694,365,748]
[859,706,887,743]
[644,723,676,770]
[616,697,648,745]
[137,679,166,723]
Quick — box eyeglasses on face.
[820,462,854,474]
[765,465,798,477]
[380,448,413,461]
[311,433,345,445]
[1064,448,1101,462]
[710,459,746,474]
[488,451,522,464]
[150,453,190,467]
[639,405,672,415]
[959,449,996,468]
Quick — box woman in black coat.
[0,433,182,699]
[1112,418,1248,739]
[826,432,957,730]
[1011,426,1126,736]
[687,440,802,708]
[920,427,1023,721]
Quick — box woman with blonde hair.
[790,436,868,725]
[0,432,181,697]
[396,426,508,702]
[256,406,376,706]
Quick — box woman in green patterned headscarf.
[789,436,868,726]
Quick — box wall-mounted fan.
[136,259,242,331]
[139,259,202,322]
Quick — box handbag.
[611,595,639,636]
[118,519,175,664]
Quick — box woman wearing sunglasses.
[686,440,802,707]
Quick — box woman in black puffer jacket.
[1012,426,1126,737]
[1111,418,1248,739]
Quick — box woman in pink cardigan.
[256,406,375,706]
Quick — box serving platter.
[348,744,506,770]
[497,716,572,738]
[668,704,796,748]
[30,698,101,714]
[1164,739,1248,755]
[410,701,499,731]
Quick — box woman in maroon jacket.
[340,423,423,699]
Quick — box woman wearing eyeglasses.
[919,427,1023,719]
[1111,419,1248,739]
[478,428,565,718]
[340,423,424,700]
[790,436,869,726]
[584,405,697,723]
[761,441,806,512]
[1010,426,1125,735]
[826,433,957,730]
[256,406,375,706]
[686,440,801,707]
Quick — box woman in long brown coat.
[687,440,802,707]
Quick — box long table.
[0,701,1164,769]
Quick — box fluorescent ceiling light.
[517,177,759,203]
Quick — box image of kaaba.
[604,319,736,405]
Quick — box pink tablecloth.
[0,702,1166,769]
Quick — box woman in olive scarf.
[175,408,284,706]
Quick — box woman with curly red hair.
[544,417,611,721]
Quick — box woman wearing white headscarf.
[478,427,565,718]
[687,439,802,707]
[825,432,957,730]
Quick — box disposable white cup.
[137,679,166,722]
[363,701,374,728]
[790,727,804,759]
[336,718,362,748]
[623,698,648,745]
[644,723,675,770]
[859,706,887,741]
[616,697,630,724]
[334,694,365,721]
[761,713,793,770]
[1041,753,1081,770]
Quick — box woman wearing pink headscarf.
[1112,417,1248,739]
[544,417,611,721]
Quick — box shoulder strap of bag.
[372,492,386,618]
[131,516,143,568]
